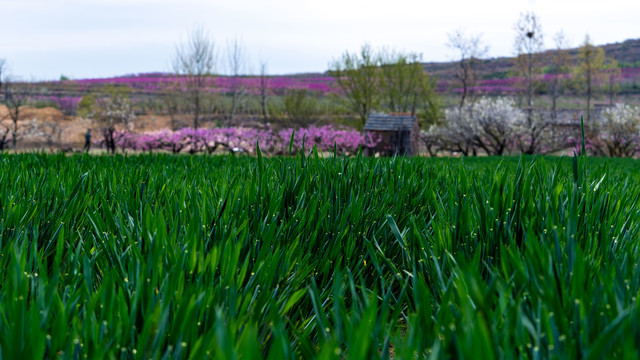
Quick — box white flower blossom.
[600,104,640,128]
[437,97,525,155]
[590,103,640,156]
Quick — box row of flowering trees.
[99,125,381,156]
[421,97,640,157]
[98,97,640,158]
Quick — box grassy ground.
[1,153,640,358]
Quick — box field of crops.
[1,152,640,359]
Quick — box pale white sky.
[1,0,638,80]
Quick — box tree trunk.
[551,76,559,121]
[586,64,592,126]
[11,109,19,148]
[194,89,200,129]
[261,92,268,126]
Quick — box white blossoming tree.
[91,86,135,153]
[437,105,476,155]
[435,97,525,156]
[588,104,640,157]
[419,125,444,157]
[471,97,525,155]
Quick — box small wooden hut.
[364,113,419,156]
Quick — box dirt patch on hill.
[0,105,66,122]
[2,110,275,151]
[0,106,79,148]
[0,106,181,149]
[56,115,174,148]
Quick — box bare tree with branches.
[513,12,544,111]
[224,38,249,125]
[0,59,9,149]
[549,31,572,121]
[446,30,488,108]
[512,12,547,154]
[173,26,216,129]
[41,121,66,148]
[3,78,30,148]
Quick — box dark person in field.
[84,129,92,152]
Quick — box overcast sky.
[1,0,638,80]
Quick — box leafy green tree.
[602,57,621,106]
[330,45,441,127]
[415,80,442,128]
[379,50,421,113]
[378,50,439,121]
[380,53,441,127]
[329,44,380,126]
[283,89,316,125]
[77,94,96,118]
[575,35,606,125]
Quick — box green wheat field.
[1,151,639,359]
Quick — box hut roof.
[364,114,417,131]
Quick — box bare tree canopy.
[173,26,216,129]
[513,11,544,109]
[3,78,30,148]
[0,60,31,149]
[173,26,216,78]
[512,12,547,154]
[549,30,573,120]
[513,12,544,58]
[446,30,488,108]
[224,38,249,125]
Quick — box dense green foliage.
[1,152,640,359]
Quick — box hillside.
[10,38,639,103]
[3,38,640,124]
[422,38,640,81]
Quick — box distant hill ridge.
[422,38,640,81]
[72,39,640,83]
